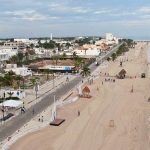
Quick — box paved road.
[0,43,123,141]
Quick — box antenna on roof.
[50,33,53,41]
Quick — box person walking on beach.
[78,110,80,116]
[38,118,41,122]
[41,116,43,122]
[32,108,35,115]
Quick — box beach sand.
[10,42,150,150]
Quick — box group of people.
[38,116,44,122]
[104,78,116,82]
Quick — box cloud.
[139,7,150,13]
[5,10,47,21]
[4,10,59,21]
[48,2,91,14]
[93,9,111,14]
[110,12,137,17]
[140,14,150,19]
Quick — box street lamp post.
[35,82,38,99]
[53,73,55,89]
[23,77,25,91]
[2,92,5,123]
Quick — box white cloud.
[72,7,91,13]
[93,9,111,14]
[140,14,150,19]
[49,3,91,14]
[5,10,47,21]
[110,12,136,17]
[4,10,59,21]
[139,7,150,13]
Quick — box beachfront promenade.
[0,43,123,142]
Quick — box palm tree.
[74,60,80,70]
[7,92,14,99]
[17,52,24,63]
[73,52,77,59]
[30,77,37,87]
[4,74,14,87]
[7,70,16,76]
[25,52,29,61]
[80,67,91,77]
[15,75,23,89]
[52,55,60,65]
[0,76,4,88]
[62,53,66,60]
[111,53,117,61]
[9,55,18,64]
[44,69,52,81]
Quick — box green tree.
[62,53,66,60]
[15,75,23,89]
[18,53,24,63]
[80,67,91,77]
[7,92,14,98]
[111,53,117,61]
[30,43,34,48]
[30,77,39,86]
[9,55,18,64]
[44,69,52,81]
[73,52,77,59]
[25,52,29,61]
[52,55,60,65]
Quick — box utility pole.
[35,82,38,98]
[53,73,55,89]
[2,92,5,123]
[53,94,56,120]
[23,77,25,91]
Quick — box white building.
[14,38,30,43]
[0,43,18,58]
[34,48,53,58]
[74,48,101,57]
[5,64,32,77]
[4,90,26,99]
[106,33,119,44]
[42,65,75,71]
[0,52,9,61]
[106,33,114,41]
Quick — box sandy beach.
[10,42,150,150]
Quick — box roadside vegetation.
[111,39,135,61]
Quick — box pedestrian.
[32,108,35,115]
[102,81,103,85]
[41,116,43,122]
[78,110,80,116]
[38,118,41,122]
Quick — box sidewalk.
[0,74,76,125]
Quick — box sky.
[0,0,150,39]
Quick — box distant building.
[5,64,32,77]
[74,48,101,57]
[41,65,75,71]
[0,52,9,62]
[0,42,18,58]
[14,38,30,43]
[106,33,114,41]
[106,33,119,44]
